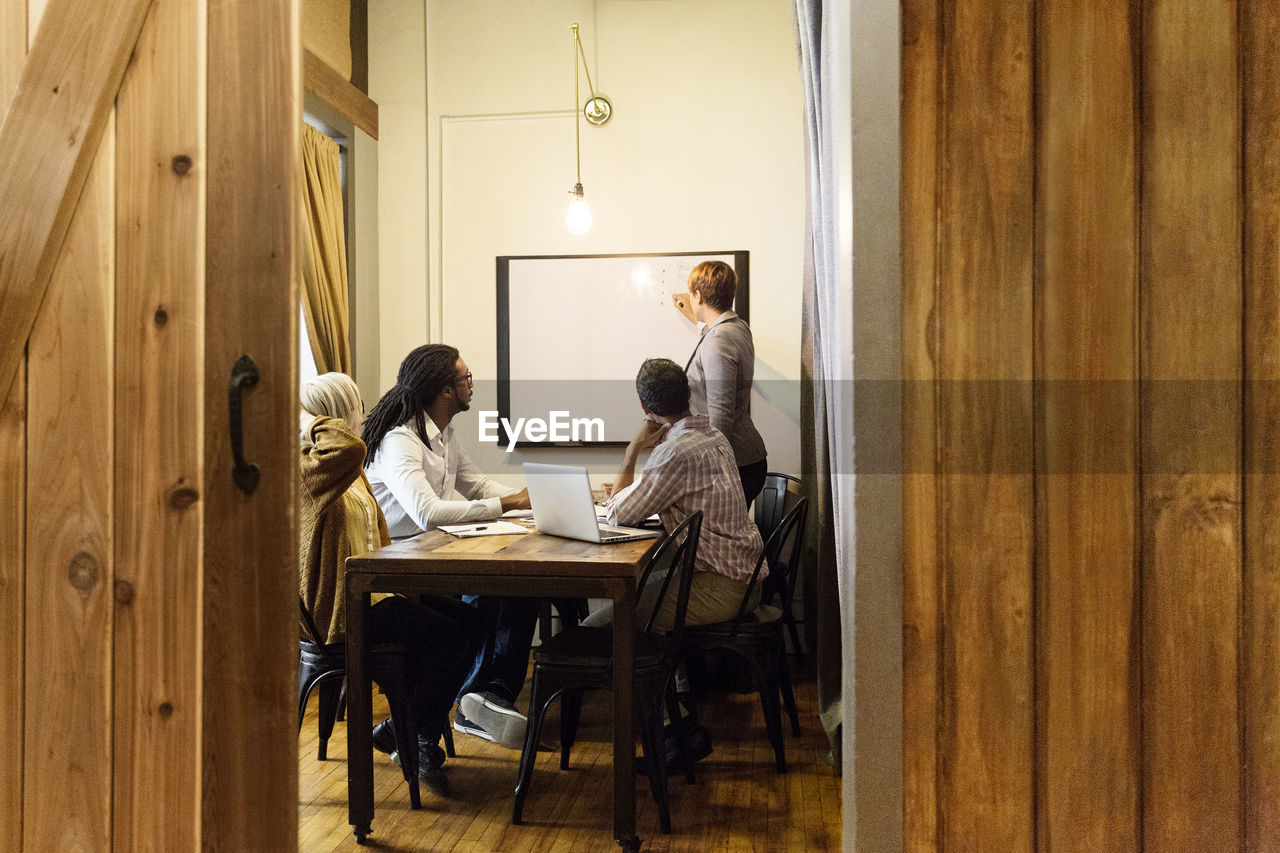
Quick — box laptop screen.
[523,463,605,542]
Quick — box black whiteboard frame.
[496,250,750,448]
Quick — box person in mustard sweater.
[299,372,481,797]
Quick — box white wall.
[368,0,429,389]
[371,0,805,487]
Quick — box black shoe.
[664,723,713,769]
[636,724,713,775]
[371,718,397,755]
[391,740,450,797]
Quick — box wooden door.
[0,0,298,849]
[902,0,1280,849]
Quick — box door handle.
[228,354,261,494]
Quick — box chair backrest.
[770,495,808,603]
[299,596,326,646]
[635,510,703,649]
[727,497,809,637]
[753,472,802,540]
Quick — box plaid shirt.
[605,415,763,583]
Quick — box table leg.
[346,583,374,842]
[611,577,640,852]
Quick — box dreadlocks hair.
[361,344,461,462]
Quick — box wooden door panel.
[0,1,26,846]
[937,0,1036,848]
[0,0,151,406]
[111,0,205,847]
[1035,0,1140,848]
[23,117,115,852]
[1243,3,1280,848]
[904,0,1270,849]
[901,0,940,846]
[1140,0,1242,847]
[200,0,298,846]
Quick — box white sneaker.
[458,691,527,750]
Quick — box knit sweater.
[298,416,391,645]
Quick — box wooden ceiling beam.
[304,47,377,139]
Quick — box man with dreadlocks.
[363,344,538,750]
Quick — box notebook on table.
[523,462,661,544]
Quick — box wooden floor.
[298,655,842,852]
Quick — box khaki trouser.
[583,568,759,632]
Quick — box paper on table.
[439,521,531,538]
[500,508,535,519]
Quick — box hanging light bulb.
[566,182,592,235]
[563,24,609,235]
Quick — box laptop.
[523,463,661,544]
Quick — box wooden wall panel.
[112,0,205,847]
[937,0,1036,847]
[900,0,939,847]
[1243,2,1280,848]
[201,0,298,848]
[1034,0,1140,849]
[22,117,115,852]
[1140,0,1242,848]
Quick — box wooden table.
[345,528,660,851]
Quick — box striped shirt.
[605,415,763,583]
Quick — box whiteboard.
[497,251,749,445]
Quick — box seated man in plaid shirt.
[585,357,764,631]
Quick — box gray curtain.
[792,0,855,770]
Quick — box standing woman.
[298,372,479,797]
[672,260,769,506]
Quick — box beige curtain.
[300,123,351,374]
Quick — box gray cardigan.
[684,310,767,467]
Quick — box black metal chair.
[512,512,703,834]
[682,497,807,773]
[296,597,426,809]
[753,472,805,655]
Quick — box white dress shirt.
[364,419,516,538]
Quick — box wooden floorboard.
[297,655,842,851]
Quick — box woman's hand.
[671,292,696,323]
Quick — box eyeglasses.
[453,371,474,387]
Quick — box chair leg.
[442,718,456,758]
[778,647,801,737]
[663,686,696,784]
[316,677,343,761]
[336,678,347,721]
[559,688,584,769]
[637,703,672,834]
[298,669,319,733]
[537,599,554,644]
[754,660,786,774]
[513,670,551,825]
[784,609,804,658]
